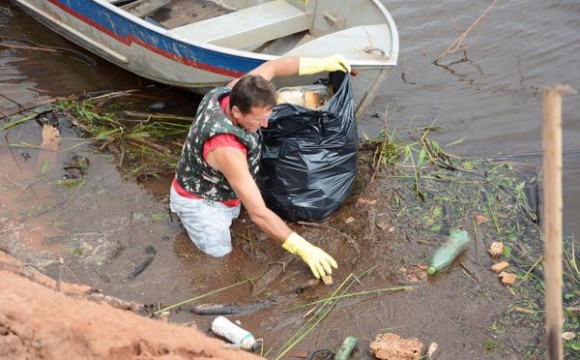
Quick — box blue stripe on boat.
[49,0,265,76]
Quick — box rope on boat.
[355,67,389,121]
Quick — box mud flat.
[1,92,578,359]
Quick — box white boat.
[11,0,399,116]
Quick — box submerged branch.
[286,286,414,311]
[435,0,498,62]
[153,275,261,315]
[124,134,172,154]
[118,110,195,123]
[0,35,97,65]
[0,92,27,115]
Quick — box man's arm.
[248,57,300,81]
[227,54,351,86]
[206,146,337,278]
[206,146,293,242]
[227,57,300,87]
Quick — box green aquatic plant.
[53,91,190,179]
[363,118,580,358]
[269,267,377,360]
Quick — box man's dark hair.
[230,75,277,114]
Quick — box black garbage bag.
[258,73,358,221]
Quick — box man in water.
[170,55,350,279]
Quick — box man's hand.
[298,54,351,75]
[282,232,338,279]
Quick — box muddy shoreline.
[0,108,565,358]
[2,1,580,358]
[0,251,263,360]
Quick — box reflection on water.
[563,152,580,236]
[370,0,580,156]
[1,2,579,357]
[1,2,579,238]
[0,4,145,116]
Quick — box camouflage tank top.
[175,87,261,202]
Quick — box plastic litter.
[427,229,470,275]
[210,316,261,352]
[258,72,358,221]
[276,83,332,110]
[334,335,358,360]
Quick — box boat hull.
[11,0,398,114]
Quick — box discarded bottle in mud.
[427,229,470,275]
[335,335,358,360]
[211,316,261,352]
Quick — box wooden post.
[542,85,575,360]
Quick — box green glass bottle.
[427,229,470,275]
[335,336,358,360]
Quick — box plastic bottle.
[427,229,470,275]
[335,335,358,360]
[211,316,261,352]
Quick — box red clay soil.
[0,252,263,360]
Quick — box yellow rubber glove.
[282,232,338,279]
[298,54,351,76]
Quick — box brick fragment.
[491,261,510,273]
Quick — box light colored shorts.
[170,186,240,257]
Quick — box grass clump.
[367,125,579,359]
[53,90,192,180]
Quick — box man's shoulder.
[205,86,231,98]
[199,87,231,112]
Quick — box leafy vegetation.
[368,127,579,359]
[10,92,575,358]
[53,91,191,180]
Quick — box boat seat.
[285,24,393,61]
[169,0,309,49]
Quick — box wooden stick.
[0,43,59,53]
[542,84,575,360]
[435,0,498,62]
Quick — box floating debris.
[398,264,428,283]
[427,230,470,275]
[192,300,275,316]
[426,342,438,358]
[334,336,358,360]
[147,101,174,111]
[211,316,261,352]
[127,246,156,280]
[562,331,576,341]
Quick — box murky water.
[2,1,579,233]
[367,0,580,237]
[1,1,579,359]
